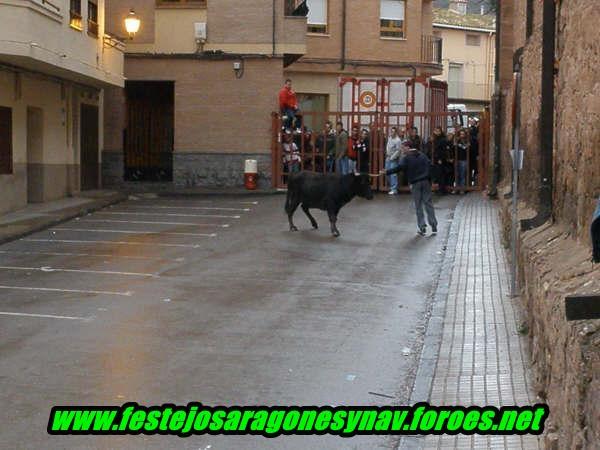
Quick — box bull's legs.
[301,204,318,229]
[285,194,301,231]
[328,210,340,237]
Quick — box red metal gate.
[271,109,490,193]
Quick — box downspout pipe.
[272,0,276,56]
[341,0,346,70]
[488,1,502,198]
[521,0,556,230]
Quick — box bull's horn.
[368,173,382,177]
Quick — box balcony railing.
[421,35,443,65]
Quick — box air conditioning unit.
[194,22,207,43]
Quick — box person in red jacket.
[279,79,302,131]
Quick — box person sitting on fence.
[385,127,402,195]
[356,128,371,174]
[282,129,301,181]
[278,79,302,132]
[334,121,350,175]
[348,125,360,174]
[316,120,336,173]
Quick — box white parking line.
[0,285,132,296]
[0,266,157,278]
[96,211,241,219]
[77,219,230,228]
[53,228,217,238]
[0,311,91,321]
[22,238,205,248]
[130,200,259,205]
[122,206,250,212]
[0,250,186,262]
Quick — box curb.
[0,192,128,246]
[399,198,464,450]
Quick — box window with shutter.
[307,0,327,34]
[380,0,406,38]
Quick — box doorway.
[26,106,44,203]
[124,81,174,182]
[297,93,328,131]
[80,104,99,190]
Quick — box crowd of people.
[278,79,481,194]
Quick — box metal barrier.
[271,110,490,192]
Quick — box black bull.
[285,171,375,237]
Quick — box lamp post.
[125,9,140,39]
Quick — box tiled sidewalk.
[403,195,542,450]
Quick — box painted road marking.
[129,200,259,205]
[0,266,157,278]
[0,285,132,296]
[77,219,230,228]
[0,311,91,321]
[53,228,218,238]
[0,250,186,262]
[22,238,205,249]
[122,206,250,212]
[96,211,241,219]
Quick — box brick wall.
[102,56,284,187]
[300,0,425,66]
[207,0,276,45]
[123,57,282,153]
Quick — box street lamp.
[125,9,140,39]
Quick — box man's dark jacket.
[386,150,431,184]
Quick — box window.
[87,0,98,37]
[69,0,82,30]
[156,0,207,7]
[448,63,464,98]
[307,0,327,34]
[380,0,406,38]
[0,107,13,175]
[466,34,481,46]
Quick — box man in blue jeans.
[381,141,438,236]
[385,127,402,194]
[334,121,350,175]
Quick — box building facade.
[432,2,495,111]
[103,0,306,189]
[102,0,443,189]
[0,0,124,214]
[286,0,443,118]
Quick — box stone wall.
[102,151,272,189]
[496,1,600,448]
[173,153,272,189]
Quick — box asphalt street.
[0,192,458,449]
